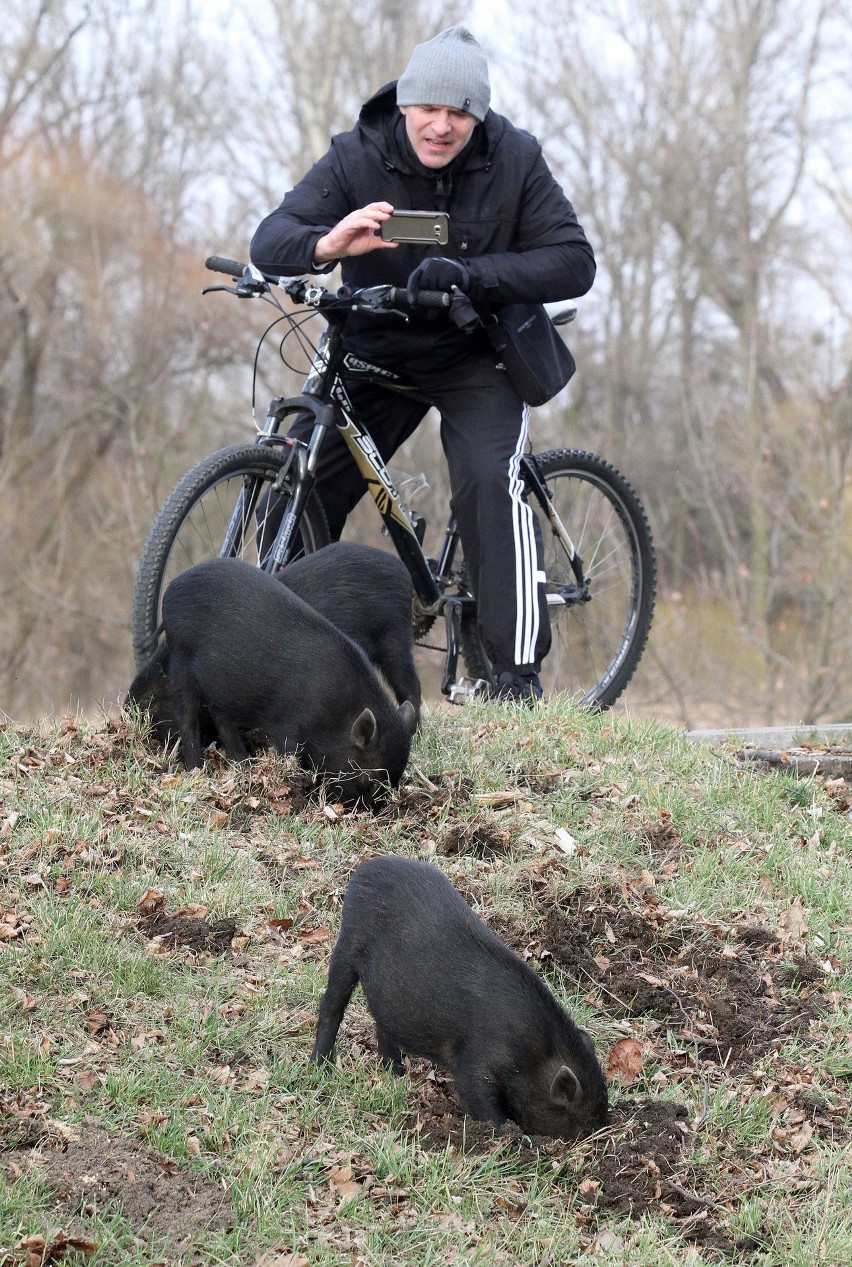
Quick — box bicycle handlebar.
[205,255,244,278]
[203,256,452,312]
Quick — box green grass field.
[1,704,850,1266]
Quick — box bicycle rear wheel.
[460,448,656,708]
[131,443,330,667]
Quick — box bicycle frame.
[219,301,588,697]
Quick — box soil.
[2,1122,233,1250]
[491,888,831,1067]
[402,1071,761,1256]
[138,911,238,954]
[436,817,512,858]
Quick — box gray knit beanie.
[396,26,490,122]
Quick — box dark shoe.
[491,669,543,704]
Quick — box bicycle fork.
[521,454,590,606]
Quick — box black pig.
[126,542,420,740]
[312,856,609,1140]
[280,542,421,720]
[161,558,416,794]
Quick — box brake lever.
[202,281,268,299]
[351,286,410,321]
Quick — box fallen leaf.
[605,1037,644,1085]
[240,1069,270,1093]
[779,897,808,945]
[554,827,577,854]
[635,970,666,988]
[587,1228,624,1254]
[329,1164,362,1202]
[256,1253,309,1267]
[297,925,330,945]
[777,1120,814,1153]
[137,888,166,917]
[85,1007,111,1034]
[12,988,37,1012]
[19,1233,99,1266]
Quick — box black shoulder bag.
[482,302,576,407]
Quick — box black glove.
[406,256,471,305]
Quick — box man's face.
[399,105,478,169]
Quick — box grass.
[0,701,850,1266]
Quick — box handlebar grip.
[387,286,451,309]
[205,256,246,278]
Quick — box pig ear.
[351,708,378,750]
[550,1064,583,1107]
[397,700,417,735]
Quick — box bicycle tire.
[131,443,330,667]
[460,448,656,709]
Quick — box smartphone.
[380,210,450,245]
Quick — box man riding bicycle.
[250,25,595,702]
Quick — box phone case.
[380,212,449,245]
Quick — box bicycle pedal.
[447,677,490,704]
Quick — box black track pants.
[290,347,552,675]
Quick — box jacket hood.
[358,80,504,174]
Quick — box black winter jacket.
[250,83,595,365]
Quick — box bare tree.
[228,0,466,207]
[505,0,852,723]
[0,0,251,719]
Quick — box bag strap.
[476,300,508,352]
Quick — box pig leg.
[375,1027,405,1075]
[207,709,251,762]
[451,1061,510,1127]
[167,653,204,769]
[312,954,359,1065]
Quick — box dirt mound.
[494,889,830,1066]
[2,1122,232,1250]
[403,1071,759,1255]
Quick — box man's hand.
[406,257,471,304]
[313,203,398,264]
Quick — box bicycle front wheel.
[131,443,330,667]
[460,448,656,708]
[532,449,656,707]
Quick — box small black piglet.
[279,542,421,721]
[161,558,416,798]
[126,541,421,743]
[312,856,609,1140]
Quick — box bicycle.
[131,257,656,708]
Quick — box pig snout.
[512,1044,609,1140]
[316,700,417,806]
